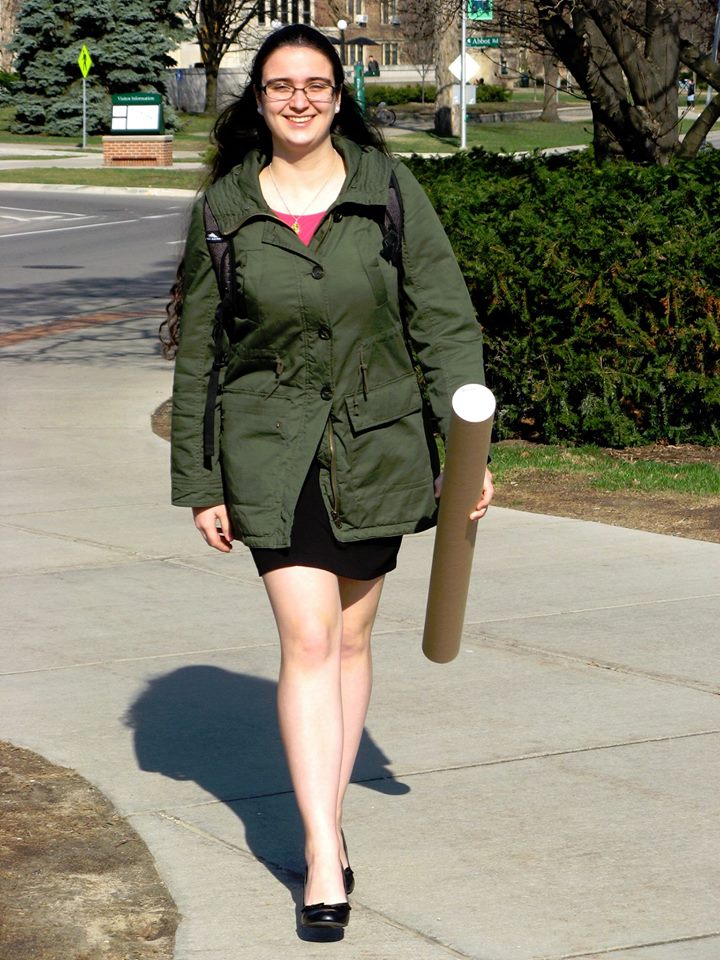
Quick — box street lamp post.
[337,19,348,67]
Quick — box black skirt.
[250,459,402,580]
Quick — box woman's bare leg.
[335,576,385,864]
[262,566,347,905]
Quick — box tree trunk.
[535,0,684,163]
[0,0,19,71]
[205,67,219,115]
[540,52,559,121]
[434,11,460,137]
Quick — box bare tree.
[400,0,439,99]
[506,0,720,162]
[182,0,261,113]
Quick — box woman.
[168,24,493,930]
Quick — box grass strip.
[0,155,77,161]
[0,168,203,190]
[388,120,592,155]
[490,443,720,497]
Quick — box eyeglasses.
[260,80,339,102]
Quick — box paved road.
[0,191,193,334]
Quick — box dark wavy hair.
[160,24,386,357]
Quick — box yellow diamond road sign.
[78,45,93,78]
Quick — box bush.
[362,84,437,107]
[404,149,720,447]
[474,83,509,103]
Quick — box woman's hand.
[434,466,494,521]
[192,504,234,552]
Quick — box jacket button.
[311,265,324,279]
[318,325,331,340]
[320,385,333,401]
[333,211,343,222]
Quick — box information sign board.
[111,93,164,134]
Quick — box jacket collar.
[206,136,393,236]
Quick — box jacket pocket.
[220,392,301,510]
[345,372,421,433]
[337,373,435,529]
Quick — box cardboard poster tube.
[422,384,496,664]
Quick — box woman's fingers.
[469,467,494,521]
[192,505,234,552]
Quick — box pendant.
[292,220,300,234]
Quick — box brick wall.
[102,136,174,167]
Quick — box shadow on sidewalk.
[124,665,410,938]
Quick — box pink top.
[274,210,326,246]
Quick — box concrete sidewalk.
[0,310,719,960]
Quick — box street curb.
[0,182,198,198]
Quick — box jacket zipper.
[325,419,342,527]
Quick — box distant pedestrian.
[366,54,380,76]
[687,79,695,108]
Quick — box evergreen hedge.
[405,149,720,447]
[363,85,437,107]
[362,83,507,107]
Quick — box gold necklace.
[268,163,337,234]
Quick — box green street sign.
[78,44,93,78]
[468,0,493,21]
[466,37,501,48]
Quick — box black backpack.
[202,171,404,462]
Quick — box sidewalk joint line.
[470,634,720,695]
[468,592,720,625]
[0,641,278,677]
[388,728,720,780]
[538,930,720,959]
[123,729,720,818]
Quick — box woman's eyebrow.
[264,75,335,83]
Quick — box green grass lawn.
[388,119,592,155]
[490,443,720,497]
[510,88,588,107]
[0,167,202,190]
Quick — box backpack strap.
[202,198,236,464]
[381,169,403,269]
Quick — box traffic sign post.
[77,45,93,149]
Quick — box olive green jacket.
[171,136,485,548]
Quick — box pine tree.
[11,0,187,136]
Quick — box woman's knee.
[340,624,372,661]
[281,621,340,667]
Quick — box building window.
[257,0,311,24]
[380,0,397,24]
[347,0,366,19]
[345,43,363,65]
[382,42,398,66]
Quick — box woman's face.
[257,45,340,155]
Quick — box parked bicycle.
[372,102,397,126]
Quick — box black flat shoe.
[301,901,351,929]
[341,830,355,895]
